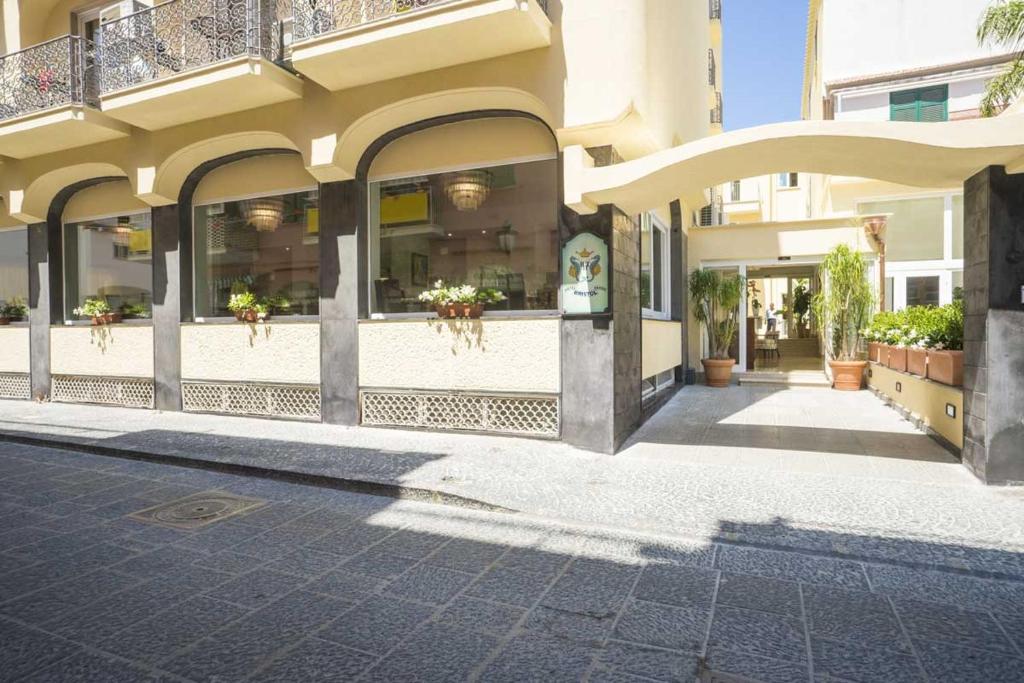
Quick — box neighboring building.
[0,0,721,453]
[718,0,1012,311]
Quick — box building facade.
[0,0,722,453]
[718,0,1013,311]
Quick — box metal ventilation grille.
[182,381,321,421]
[0,373,30,400]
[361,390,560,437]
[52,375,154,408]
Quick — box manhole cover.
[129,491,266,530]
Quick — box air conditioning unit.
[99,0,148,24]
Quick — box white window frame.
[640,212,671,320]
[191,185,320,323]
[777,172,799,189]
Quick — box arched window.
[367,117,558,315]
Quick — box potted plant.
[813,244,873,390]
[228,292,267,323]
[689,268,745,387]
[418,281,507,319]
[792,283,811,338]
[0,297,28,325]
[73,298,121,325]
[926,301,964,386]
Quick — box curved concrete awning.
[565,112,1024,214]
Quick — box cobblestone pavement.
[0,386,1022,580]
[2,441,1024,682]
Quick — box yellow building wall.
[0,325,29,372]
[193,154,318,204]
[359,318,560,394]
[642,319,682,378]
[180,322,321,385]
[50,325,154,378]
[868,363,963,449]
[63,180,150,221]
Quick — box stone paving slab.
[0,386,1023,584]
[2,441,1024,682]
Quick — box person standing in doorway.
[766,303,777,333]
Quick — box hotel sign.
[561,232,610,315]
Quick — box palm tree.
[978,0,1024,116]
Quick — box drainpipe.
[863,216,888,311]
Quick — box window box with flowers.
[0,298,28,325]
[418,281,507,319]
[73,299,122,326]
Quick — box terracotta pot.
[887,346,908,373]
[829,359,867,391]
[907,348,928,377]
[234,309,262,323]
[435,303,484,319]
[90,312,122,326]
[927,350,963,387]
[867,342,881,364]
[876,344,890,366]
[0,317,9,326]
[701,358,735,388]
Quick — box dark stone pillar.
[319,180,365,425]
[561,204,642,454]
[27,221,61,400]
[152,204,184,410]
[670,199,689,383]
[962,166,1024,485]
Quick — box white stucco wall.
[836,76,990,122]
[50,325,154,378]
[0,326,30,373]
[359,318,560,394]
[181,322,320,384]
[820,0,998,83]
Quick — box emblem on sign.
[562,232,610,314]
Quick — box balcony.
[290,0,552,91]
[710,91,723,126]
[97,0,302,130]
[0,36,129,158]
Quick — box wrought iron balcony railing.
[710,0,722,21]
[99,0,287,94]
[0,36,96,122]
[293,0,548,42]
[708,48,716,86]
[711,91,723,125]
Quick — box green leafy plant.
[417,281,507,306]
[978,1,1024,116]
[689,269,745,359]
[72,298,112,319]
[792,283,812,325]
[813,245,874,361]
[862,301,964,351]
[120,302,151,319]
[0,297,28,320]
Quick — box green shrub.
[863,301,963,350]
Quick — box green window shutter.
[917,85,948,122]
[890,85,948,122]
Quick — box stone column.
[319,180,365,425]
[962,166,1024,484]
[151,204,184,411]
[27,221,60,400]
[560,140,643,454]
[670,200,689,383]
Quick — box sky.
[723,0,810,131]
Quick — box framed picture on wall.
[411,253,429,286]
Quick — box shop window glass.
[906,275,940,307]
[858,197,944,261]
[193,190,320,318]
[369,158,558,313]
[0,228,28,312]
[952,194,963,260]
[640,213,668,315]
[63,213,152,320]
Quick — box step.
[739,371,831,388]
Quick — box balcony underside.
[291,0,551,91]
[0,107,131,159]
[99,57,303,130]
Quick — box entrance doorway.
[745,265,822,374]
